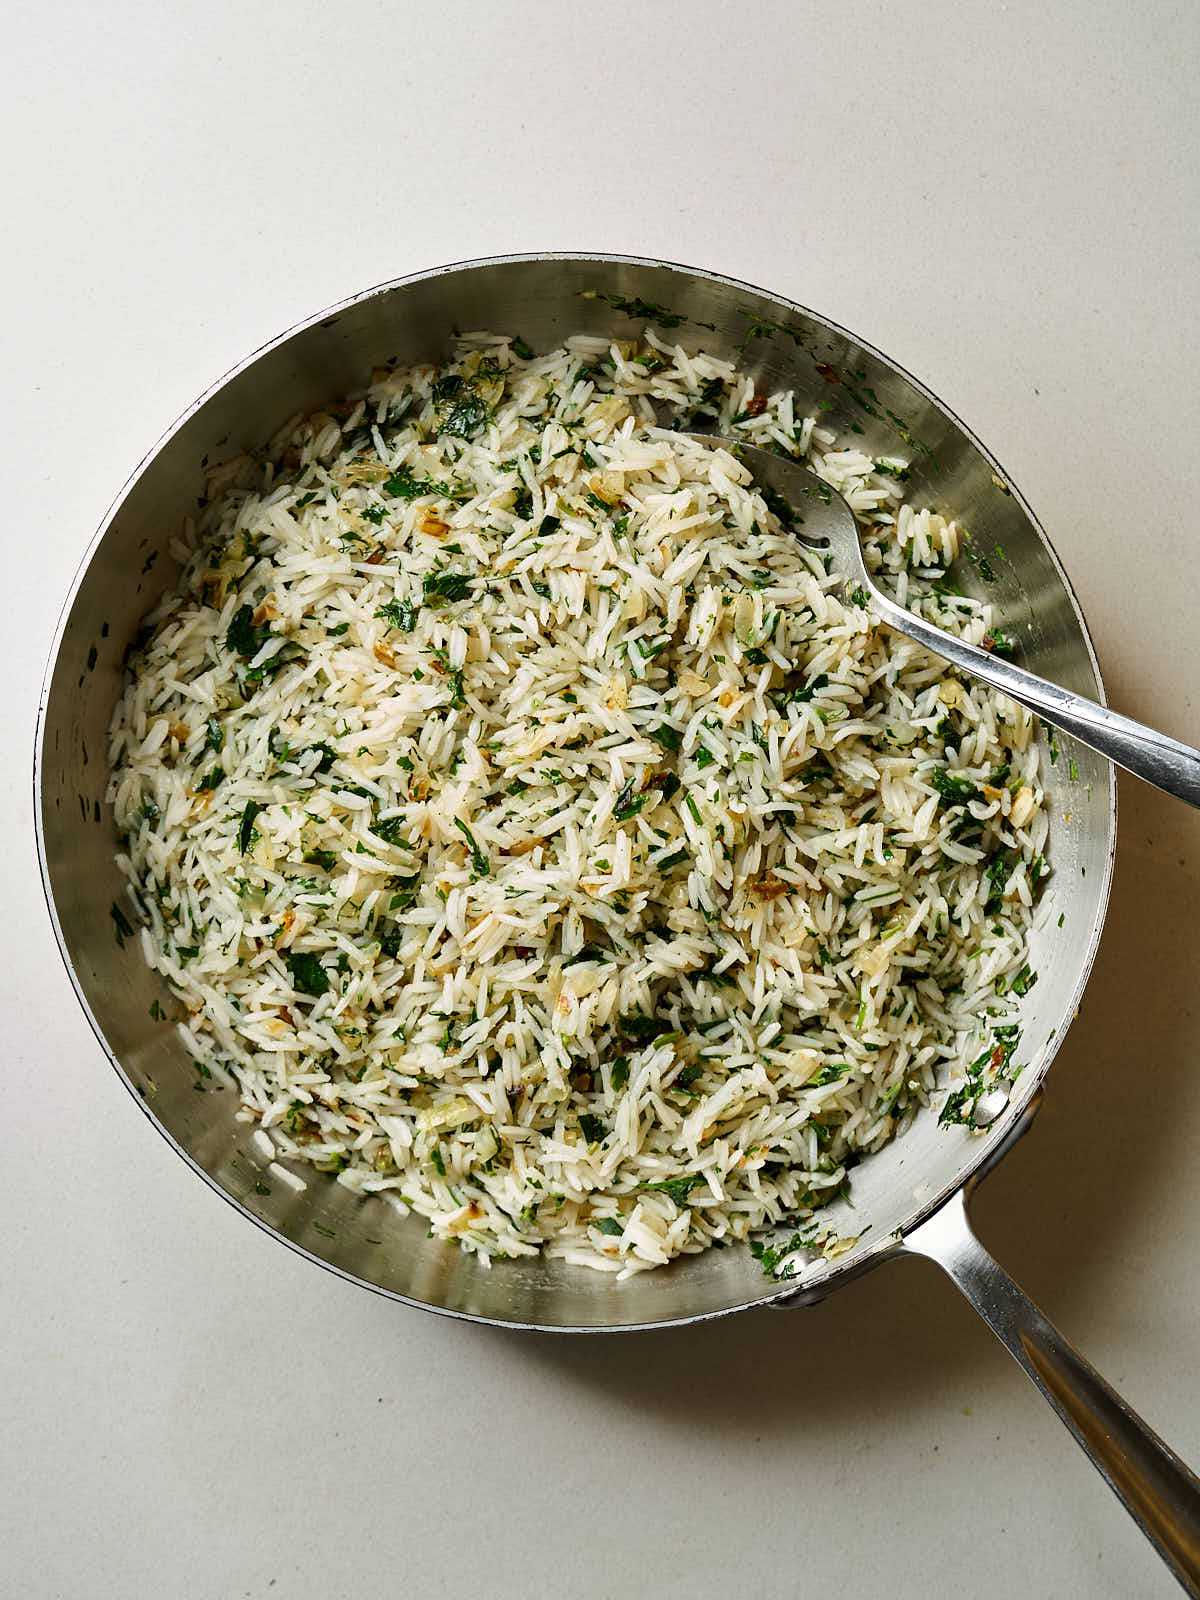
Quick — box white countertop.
[6,2,1200,1594]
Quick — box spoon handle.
[869,588,1200,808]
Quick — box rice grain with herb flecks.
[106,328,1047,1279]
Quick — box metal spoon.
[702,436,1200,808]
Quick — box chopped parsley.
[807,1061,851,1088]
[620,1015,664,1045]
[384,466,450,499]
[984,850,1015,913]
[640,1173,703,1207]
[983,628,1017,656]
[237,800,263,854]
[779,672,829,705]
[286,951,330,997]
[750,1231,812,1276]
[226,605,270,659]
[453,818,490,878]
[376,598,418,631]
[930,767,980,806]
[433,372,494,440]
[612,778,646,822]
[595,292,685,328]
[373,815,408,846]
[422,571,474,607]
[564,943,612,967]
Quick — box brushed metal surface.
[35,252,1116,1330]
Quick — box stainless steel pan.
[35,254,1200,1590]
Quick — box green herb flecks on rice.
[107,330,1048,1278]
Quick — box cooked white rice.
[107,329,1048,1279]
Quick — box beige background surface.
[4,1,1200,1595]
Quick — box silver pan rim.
[34,251,1117,1331]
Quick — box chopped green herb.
[373,815,408,846]
[611,1056,630,1090]
[384,466,449,499]
[595,292,685,328]
[226,605,270,659]
[780,672,829,705]
[286,951,330,997]
[641,1173,703,1207]
[453,817,490,878]
[808,1061,850,1088]
[984,850,1015,913]
[205,716,224,752]
[564,943,612,967]
[750,1230,812,1276]
[578,1114,607,1144]
[593,1216,624,1237]
[613,778,646,822]
[930,767,980,806]
[237,800,263,854]
[759,488,796,531]
[983,628,1016,656]
[422,571,474,607]
[195,765,224,792]
[376,598,418,631]
[620,1015,664,1045]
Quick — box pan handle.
[902,1188,1200,1595]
